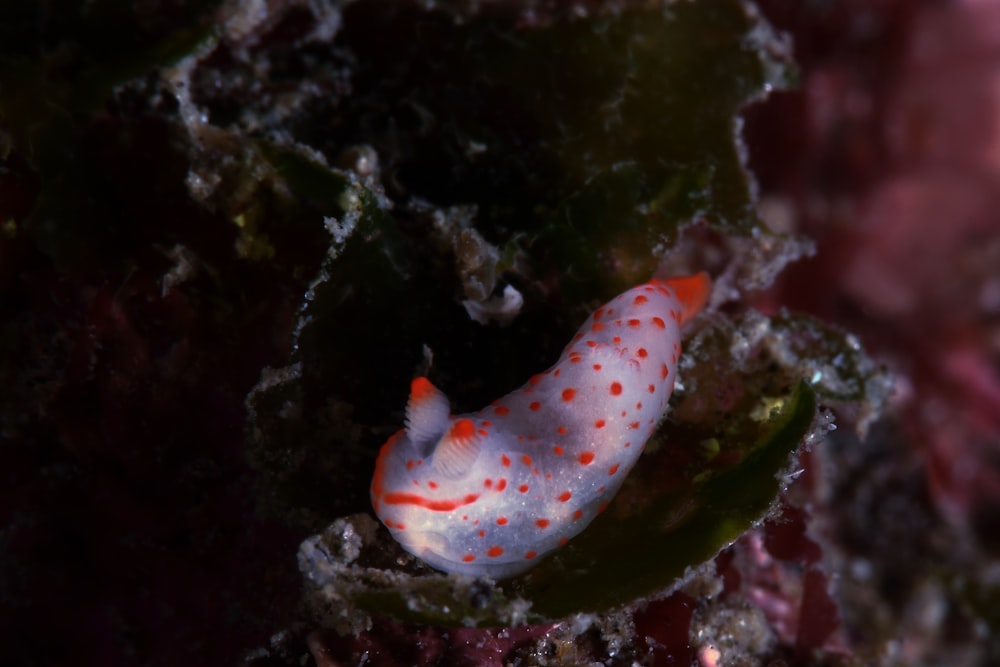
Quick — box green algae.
[292,0,795,309]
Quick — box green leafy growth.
[309,0,792,312]
[485,0,789,302]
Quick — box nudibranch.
[371,273,711,578]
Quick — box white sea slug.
[371,273,711,578]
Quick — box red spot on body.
[554,369,561,377]
[593,364,602,371]
[406,460,414,470]
[636,401,643,410]
[661,363,669,379]
[529,401,541,411]
[594,307,605,319]
[478,429,488,436]
[524,550,537,559]
[610,382,622,396]
[529,374,542,386]
[592,322,605,332]
[536,519,550,528]
[627,318,641,327]
[483,479,492,488]
[562,388,576,402]
[634,295,649,304]
[487,546,504,558]
[462,554,476,562]
[501,454,511,467]
[637,348,648,358]
[558,538,569,546]
[630,421,640,429]
[652,316,666,329]
[599,501,609,513]
[609,463,620,475]
[519,484,529,493]
[495,405,510,416]
[595,419,606,429]
[482,421,492,427]
[496,478,507,491]
[553,445,564,455]
[648,384,656,394]
[579,451,595,465]
[573,509,583,520]
[522,455,533,466]
[497,517,508,525]
[478,530,486,537]
[558,491,572,502]
[613,336,622,344]
[557,426,567,435]
[586,340,597,347]
[428,481,439,490]
[570,355,582,364]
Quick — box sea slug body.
[371,272,711,578]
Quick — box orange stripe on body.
[382,491,481,512]
[370,429,405,510]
